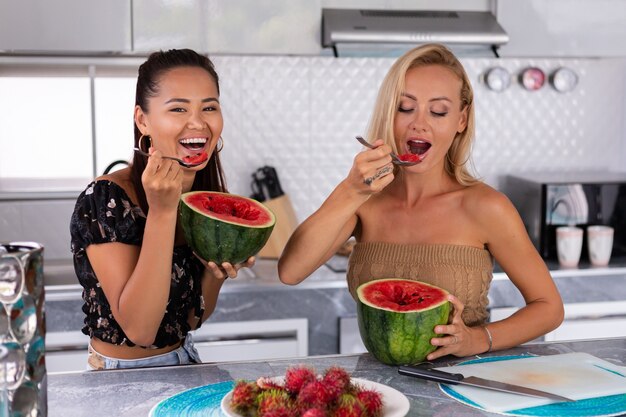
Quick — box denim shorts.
[87,334,202,370]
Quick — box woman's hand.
[141,147,183,214]
[426,294,489,360]
[195,254,256,280]
[349,139,395,194]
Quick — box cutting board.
[434,352,626,413]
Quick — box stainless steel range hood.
[322,8,509,57]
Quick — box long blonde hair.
[365,43,478,185]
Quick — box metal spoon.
[133,148,206,168]
[355,136,420,166]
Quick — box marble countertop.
[47,337,626,417]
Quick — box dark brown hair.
[130,49,227,214]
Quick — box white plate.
[221,377,410,417]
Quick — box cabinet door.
[497,0,626,57]
[0,0,131,53]
[490,301,626,342]
[132,0,206,53]
[544,317,626,342]
[132,0,321,55]
[189,318,308,363]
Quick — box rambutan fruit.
[260,405,294,417]
[297,380,331,409]
[356,389,383,417]
[284,366,317,395]
[332,394,365,417]
[323,367,351,388]
[322,366,352,401]
[257,389,294,416]
[230,380,259,413]
[302,408,328,417]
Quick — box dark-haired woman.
[70,49,254,370]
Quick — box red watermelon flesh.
[186,193,272,226]
[182,152,208,165]
[361,279,447,312]
[397,153,421,163]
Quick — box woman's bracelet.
[482,325,493,353]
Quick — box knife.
[261,166,285,199]
[398,365,575,402]
[250,173,267,202]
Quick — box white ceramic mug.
[556,226,583,268]
[587,225,614,267]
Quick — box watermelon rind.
[179,191,276,264]
[356,278,450,366]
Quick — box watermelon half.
[179,191,275,264]
[356,278,450,365]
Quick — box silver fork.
[133,148,205,168]
[355,136,419,166]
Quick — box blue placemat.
[440,355,626,417]
[150,381,235,417]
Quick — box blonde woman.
[278,44,563,360]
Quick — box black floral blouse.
[70,180,205,348]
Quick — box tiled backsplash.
[2,55,626,260]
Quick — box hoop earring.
[216,136,224,153]
[138,134,152,152]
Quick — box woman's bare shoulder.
[94,168,137,202]
[461,181,518,220]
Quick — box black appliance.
[503,172,626,262]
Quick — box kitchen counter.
[47,337,626,417]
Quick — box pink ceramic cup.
[556,226,583,268]
[587,225,614,267]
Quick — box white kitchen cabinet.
[496,0,626,57]
[46,330,90,373]
[45,318,308,373]
[132,0,321,55]
[132,0,207,53]
[489,300,626,342]
[0,0,131,53]
[189,318,308,362]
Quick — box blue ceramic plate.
[149,381,234,417]
[440,355,626,417]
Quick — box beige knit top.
[347,242,494,326]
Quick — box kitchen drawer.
[45,318,308,373]
[189,318,308,362]
[46,330,89,373]
[490,300,626,342]
[545,317,626,342]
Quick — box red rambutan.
[332,394,365,417]
[260,405,295,417]
[322,366,352,401]
[297,380,331,409]
[301,407,328,417]
[230,380,258,413]
[284,366,317,395]
[356,389,383,417]
[257,389,294,416]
